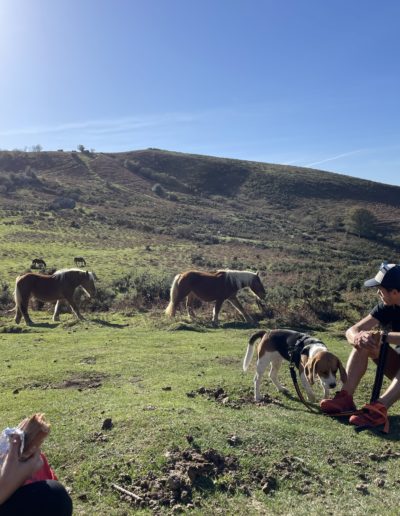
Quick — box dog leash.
[288,362,321,413]
[370,332,388,403]
[288,336,322,413]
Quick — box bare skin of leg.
[341,348,369,396]
[378,373,400,409]
[343,348,400,409]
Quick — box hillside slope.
[1,148,399,327]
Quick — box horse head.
[250,272,266,300]
[81,271,97,297]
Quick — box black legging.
[0,480,72,516]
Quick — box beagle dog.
[243,329,347,402]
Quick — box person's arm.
[345,314,379,348]
[346,314,400,357]
[0,435,43,505]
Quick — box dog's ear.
[337,359,347,384]
[305,357,316,385]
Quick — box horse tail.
[14,276,24,313]
[165,274,182,317]
[243,330,267,371]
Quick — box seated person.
[0,426,72,515]
[320,262,400,432]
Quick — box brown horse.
[13,268,96,325]
[165,269,266,325]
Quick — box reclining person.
[320,262,400,431]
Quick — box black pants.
[0,480,72,516]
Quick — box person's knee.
[36,481,73,516]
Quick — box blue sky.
[1,0,399,186]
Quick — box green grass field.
[1,311,399,515]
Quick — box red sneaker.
[349,402,389,433]
[320,390,356,414]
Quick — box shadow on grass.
[28,322,59,329]
[167,321,206,332]
[0,325,32,334]
[279,390,323,413]
[354,415,400,441]
[220,321,259,330]
[91,318,128,328]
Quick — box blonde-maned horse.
[165,269,266,325]
[13,268,96,325]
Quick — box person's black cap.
[364,262,400,290]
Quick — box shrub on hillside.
[152,183,166,197]
[49,197,76,210]
[112,272,171,310]
[0,282,13,309]
[88,287,116,312]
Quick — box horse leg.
[186,293,196,319]
[15,307,22,324]
[211,299,224,326]
[228,295,254,323]
[14,283,32,325]
[65,296,84,320]
[20,302,33,326]
[53,300,62,322]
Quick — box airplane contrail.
[305,149,364,167]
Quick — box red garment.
[23,453,57,485]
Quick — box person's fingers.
[7,434,22,458]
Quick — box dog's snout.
[329,382,336,388]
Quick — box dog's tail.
[243,330,267,371]
[165,273,181,317]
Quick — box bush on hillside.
[0,282,13,309]
[49,197,76,210]
[151,183,166,197]
[345,207,380,238]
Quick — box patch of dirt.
[114,447,321,511]
[55,374,105,390]
[216,356,240,366]
[250,454,323,496]
[80,356,97,364]
[114,446,241,511]
[186,386,283,409]
[87,432,110,443]
[23,372,107,391]
[368,448,400,462]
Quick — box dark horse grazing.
[13,268,96,325]
[74,256,86,267]
[165,269,266,325]
[31,258,46,270]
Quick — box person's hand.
[353,331,381,358]
[0,434,43,505]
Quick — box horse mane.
[53,268,94,281]
[218,269,256,289]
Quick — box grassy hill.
[1,148,400,328]
[1,149,400,515]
